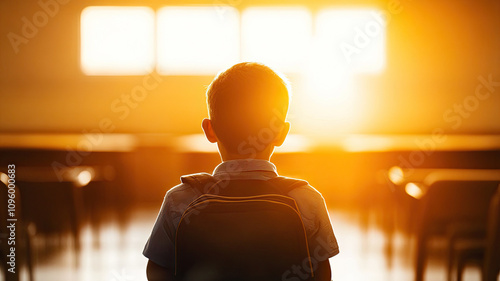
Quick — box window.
[80,6,155,75]
[315,8,386,73]
[242,7,312,72]
[80,6,385,76]
[157,7,240,75]
[298,8,386,133]
[79,6,387,135]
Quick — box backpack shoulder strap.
[180,172,216,194]
[268,176,309,195]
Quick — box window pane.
[80,6,155,75]
[242,7,312,72]
[296,9,386,135]
[315,8,386,73]
[157,6,240,75]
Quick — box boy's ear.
[202,118,218,143]
[272,121,290,147]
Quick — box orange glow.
[57,4,499,139]
[300,62,363,134]
[405,182,425,199]
[341,135,394,152]
[174,134,312,153]
[0,173,8,185]
[2,1,500,279]
[76,170,93,187]
[424,169,500,186]
[275,134,312,153]
[296,8,385,135]
[388,166,405,185]
[78,6,390,135]
[175,134,218,153]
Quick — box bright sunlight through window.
[79,6,387,136]
[80,7,155,75]
[80,6,385,78]
[242,7,312,72]
[156,7,240,75]
[315,8,386,73]
[296,8,386,135]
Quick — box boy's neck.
[220,154,271,162]
[219,146,274,161]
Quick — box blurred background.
[1,0,499,280]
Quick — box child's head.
[202,62,291,160]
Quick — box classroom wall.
[1,0,499,135]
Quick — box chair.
[483,184,500,281]
[451,184,500,281]
[414,180,499,281]
[16,180,83,267]
[446,221,485,281]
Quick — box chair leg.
[447,238,456,281]
[483,241,500,281]
[456,258,466,281]
[483,263,500,281]
[71,186,84,268]
[447,235,457,281]
[25,232,34,281]
[415,234,427,281]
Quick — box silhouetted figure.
[143,62,339,281]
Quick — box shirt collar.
[212,159,278,178]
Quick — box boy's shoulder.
[164,173,213,198]
[163,173,327,228]
[166,172,323,201]
[175,172,310,189]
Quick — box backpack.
[175,173,315,281]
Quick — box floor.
[6,207,487,281]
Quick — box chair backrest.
[483,184,500,281]
[175,175,313,281]
[419,180,499,235]
[17,181,77,234]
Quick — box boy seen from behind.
[144,62,339,281]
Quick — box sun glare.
[295,8,386,135]
[405,182,425,199]
[157,7,240,75]
[388,166,405,185]
[80,6,155,75]
[79,6,387,135]
[76,169,93,187]
[0,173,8,185]
[315,8,386,73]
[242,7,312,72]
